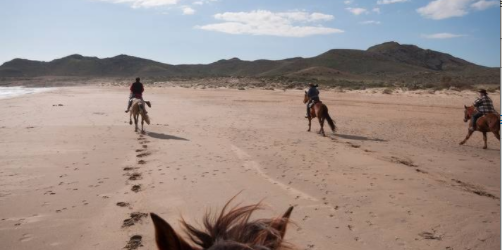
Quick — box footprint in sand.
[137,160,146,165]
[123,167,138,171]
[136,152,151,158]
[124,235,143,250]
[131,185,141,193]
[19,234,33,242]
[129,173,142,181]
[122,212,148,228]
[116,202,130,207]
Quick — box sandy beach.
[0,86,499,250]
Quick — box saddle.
[309,100,322,118]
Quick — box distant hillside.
[0,42,498,86]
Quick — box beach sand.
[0,86,499,250]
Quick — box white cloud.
[346,7,368,15]
[97,0,178,8]
[344,0,353,5]
[360,20,381,24]
[422,33,466,39]
[193,1,204,5]
[196,10,343,37]
[417,0,472,20]
[471,0,497,10]
[182,6,195,15]
[377,0,409,4]
[372,7,381,13]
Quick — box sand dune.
[0,86,499,250]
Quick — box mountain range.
[0,42,498,87]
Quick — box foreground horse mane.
[151,199,294,250]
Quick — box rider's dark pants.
[471,112,483,130]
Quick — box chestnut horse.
[303,91,336,136]
[150,199,294,250]
[459,105,500,149]
[129,98,150,133]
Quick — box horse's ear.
[464,105,468,109]
[150,213,194,250]
[305,91,307,94]
[271,206,294,239]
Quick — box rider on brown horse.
[305,83,320,118]
[470,89,496,131]
[125,77,150,113]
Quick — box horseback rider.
[125,77,149,114]
[470,89,496,131]
[305,83,320,118]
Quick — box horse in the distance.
[459,105,500,149]
[303,91,336,136]
[129,99,151,133]
[150,199,294,250]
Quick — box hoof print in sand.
[116,202,130,207]
[122,212,148,228]
[123,167,138,171]
[137,160,146,165]
[136,152,151,158]
[418,231,442,240]
[131,185,142,193]
[124,235,143,250]
[129,173,142,181]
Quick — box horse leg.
[317,116,323,135]
[134,114,138,132]
[141,117,145,133]
[129,113,132,125]
[459,129,474,145]
[482,132,487,149]
[307,118,311,132]
[320,117,326,137]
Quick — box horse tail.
[323,105,336,132]
[143,113,150,125]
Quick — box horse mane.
[180,200,292,250]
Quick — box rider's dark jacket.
[307,86,319,102]
[130,81,144,99]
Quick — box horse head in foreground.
[459,105,500,149]
[129,98,151,133]
[303,91,336,136]
[150,200,294,250]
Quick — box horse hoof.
[483,147,487,149]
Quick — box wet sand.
[0,86,499,250]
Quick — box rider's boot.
[125,100,132,113]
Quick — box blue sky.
[0,0,499,67]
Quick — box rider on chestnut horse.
[305,83,320,118]
[470,89,496,131]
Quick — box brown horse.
[459,105,500,149]
[150,199,294,250]
[303,91,336,136]
[129,98,150,133]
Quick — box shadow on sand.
[147,132,189,141]
[334,133,387,142]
